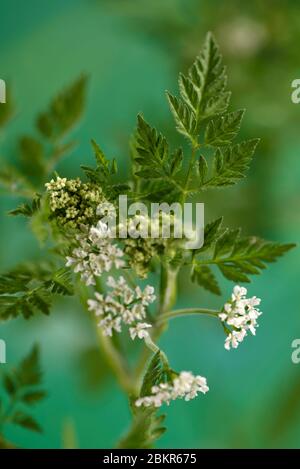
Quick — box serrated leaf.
[117,351,167,449]
[188,32,230,121]
[44,267,74,296]
[117,408,166,449]
[91,139,110,176]
[170,148,183,176]
[198,155,208,185]
[214,228,240,259]
[191,264,220,295]
[167,32,230,144]
[205,110,245,147]
[218,264,250,283]
[135,114,168,171]
[198,229,296,285]
[204,139,260,188]
[9,194,41,217]
[36,75,87,141]
[133,115,184,191]
[0,293,50,320]
[166,92,197,145]
[193,217,223,255]
[140,351,164,397]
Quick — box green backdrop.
[0,0,299,448]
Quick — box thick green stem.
[159,264,179,315]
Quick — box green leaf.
[134,114,183,187]
[214,228,240,259]
[167,32,230,144]
[196,217,223,253]
[0,292,50,320]
[9,194,41,217]
[117,352,167,449]
[134,114,168,173]
[0,165,32,196]
[191,264,220,295]
[16,345,42,387]
[81,140,118,185]
[170,148,183,176]
[188,32,230,121]
[91,139,110,176]
[166,92,197,145]
[198,155,208,185]
[11,411,42,433]
[117,408,166,449]
[3,373,17,396]
[21,390,47,406]
[0,263,73,320]
[199,230,296,284]
[0,346,46,442]
[19,136,45,178]
[205,109,245,147]
[44,267,74,296]
[140,351,164,397]
[36,75,87,141]
[204,139,260,188]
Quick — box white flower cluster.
[135,371,209,408]
[87,276,155,339]
[219,285,262,350]
[66,221,124,286]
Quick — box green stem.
[96,328,136,396]
[184,146,197,192]
[134,264,179,380]
[144,335,169,370]
[156,308,220,325]
[181,143,199,202]
[159,264,179,315]
[77,280,136,396]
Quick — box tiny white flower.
[221,285,262,351]
[129,322,152,340]
[232,285,247,300]
[131,303,146,320]
[88,275,156,341]
[135,285,156,305]
[135,371,209,408]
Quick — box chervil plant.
[0,33,295,448]
[0,346,46,448]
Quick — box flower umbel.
[219,285,262,350]
[87,276,155,339]
[66,221,124,285]
[135,371,209,408]
[45,176,105,229]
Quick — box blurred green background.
[0,0,299,448]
